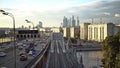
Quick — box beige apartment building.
[88,23,120,42]
[62,22,120,42]
[63,27,70,38]
[80,23,90,40]
[63,26,80,38]
[51,27,60,32]
[70,26,80,38]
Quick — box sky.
[0,0,120,28]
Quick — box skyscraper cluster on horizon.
[62,15,79,27]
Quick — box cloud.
[1,0,120,27]
[115,13,120,17]
[0,8,17,11]
[56,0,120,23]
[13,0,120,26]
[103,12,111,16]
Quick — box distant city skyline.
[0,0,120,28]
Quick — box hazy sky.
[0,0,120,28]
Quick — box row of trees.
[102,30,120,68]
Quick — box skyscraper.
[67,18,71,27]
[71,15,75,27]
[63,16,68,27]
[77,16,79,26]
[37,21,42,28]
[39,21,42,27]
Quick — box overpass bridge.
[25,33,83,68]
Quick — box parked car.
[20,54,28,61]
[0,52,6,57]
[18,46,23,50]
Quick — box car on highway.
[0,49,5,52]
[19,51,26,56]
[20,54,28,61]
[16,42,23,48]
[23,44,27,47]
[0,46,9,50]
[0,52,6,57]
[18,46,23,50]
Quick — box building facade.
[38,21,43,28]
[88,23,120,42]
[51,27,60,32]
[63,16,68,27]
[76,16,79,26]
[63,27,70,38]
[80,23,90,40]
[0,28,10,35]
[16,30,40,40]
[70,26,80,38]
[71,16,76,27]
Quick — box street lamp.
[25,19,34,30]
[0,9,16,68]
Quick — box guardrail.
[24,40,50,68]
[75,46,102,51]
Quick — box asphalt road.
[0,39,46,68]
[45,33,80,68]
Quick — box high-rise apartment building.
[39,21,42,27]
[63,27,70,38]
[80,22,90,40]
[70,26,80,38]
[71,15,75,27]
[67,18,71,27]
[77,16,79,26]
[63,16,68,27]
[62,16,80,27]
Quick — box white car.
[17,42,23,46]
[0,52,6,57]
[23,44,27,47]
[18,46,23,50]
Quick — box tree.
[102,34,120,68]
[60,27,63,34]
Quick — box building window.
[89,27,91,40]
[24,35,26,38]
[17,35,19,38]
[31,35,33,38]
[34,35,36,38]
[91,27,92,40]
[102,27,104,40]
[20,35,23,38]
[94,27,98,40]
[94,27,96,39]
[27,35,29,38]
[96,28,98,40]
[100,27,101,41]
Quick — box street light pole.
[25,19,34,30]
[25,19,35,42]
[11,13,16,68]
[0,9,16,68]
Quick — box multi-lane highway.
[0,39,46,68]
[0,33,84,68]
[45,33,81,68]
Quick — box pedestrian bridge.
[25,33,84,68]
